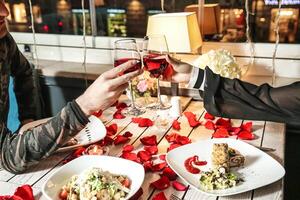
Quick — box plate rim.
[166,138,285,197]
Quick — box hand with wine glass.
[142,34,172,110]
[114,39,145,116]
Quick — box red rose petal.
[140,135,157,146]
[162,167,177,181]
[204,120,216,130]
[137,150,152,162]
[216,118,231,129]
[113,110,125,119]
[122,144,134,152]
[121,152,139,162]
[116,102,128,110]
[241,122,253,132]
[159,154,166,161]
[100,136,114,146]
[14,185,34,200]
[172,181,188,191]
[92,110,103,117]
[143,161,153,172]
[172,119,181,130]
[123,131,133,138]
[176,135,191,145]
[152,192,167,200]
[204,112,215,120]
[111,100,119,107]
[212,128,230,138]
[151,176,170,190]
[72,147,86,157]
[165,133,177,143]
[229,127,242,135]
[144,145,158,155]
[167,143,182,152]
[237,130,255,140]
[151,162,167,172]
[132,117,154,127]
[184,112,201,127]
[106,123,118,136]
[114,135,130,145]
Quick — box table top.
[0,96,285,200]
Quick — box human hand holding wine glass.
[143,35,172,110]
[114,39,145,116]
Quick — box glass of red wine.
[114,39,145,116]
[143,35,171,110]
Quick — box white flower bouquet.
[194,49,242,79]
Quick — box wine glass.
[114,39,145,116]
[143,34,171,110]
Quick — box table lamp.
[146,12,202,54]
[185,4,220,36]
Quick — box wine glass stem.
[128,81,136,109]
[157,78,162,106]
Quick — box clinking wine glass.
[114,39,145,116]
[143,35,171,110]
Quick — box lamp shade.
[146,12,202,53]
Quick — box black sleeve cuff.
[70,100,90,126]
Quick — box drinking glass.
[114,39,145,116]
[143,35,171,110]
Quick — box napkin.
[0,185,34,200]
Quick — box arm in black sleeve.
[191,66,300,124]
[8,34,36,121]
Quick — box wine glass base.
[122,107,146,116]
[146,103,171,110]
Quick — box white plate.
[166,138,285,196]
[56,115,106,152]
[42,155,145,200]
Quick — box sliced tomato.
[59,189,68,200]
[122,178,131,188]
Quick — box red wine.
[143,54,168,78]
[114,58,141,75]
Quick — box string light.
[81,0,88,89]
[272,0,282,86]
[244,0,254,76]
[28,0,39,69]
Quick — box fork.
[170,194,182,200]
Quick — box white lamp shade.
[146,12,202,53]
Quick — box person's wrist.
[75,95,94,116]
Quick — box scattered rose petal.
[165,133,177,143]
[172,120,181,130]
[216,118,231,129]
[152,192,167,200]
[241,122,253,132]
[144,146,158,155]
[123,131,133,137]
[204,120,215,130]
[159,154,166,161]
[151,176,170,190]
[162,167,177,181]
[113,110,125,119]
[143,161,153,172]
[212,128,230,138]
[237,130,255,140]
[100,136,114,146]
[132,117,154,127]
[151,162,167,172]
[122,144,134,152]
[106,123,118,136]
[172,181,188,191]
[167,143,182,152]
[121,152,139,162]
[137,150,152,162]
[72,147,86,157]
[140,135,157,146]
[184,112,201,127]
[204,112,215,120]
[114,135,130,145]
[14,185,35,200]
[229,127,242,135]
[116,102,128,110]
[163,64,174,80]
[92,110,103,117]
[165,133,190,145]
